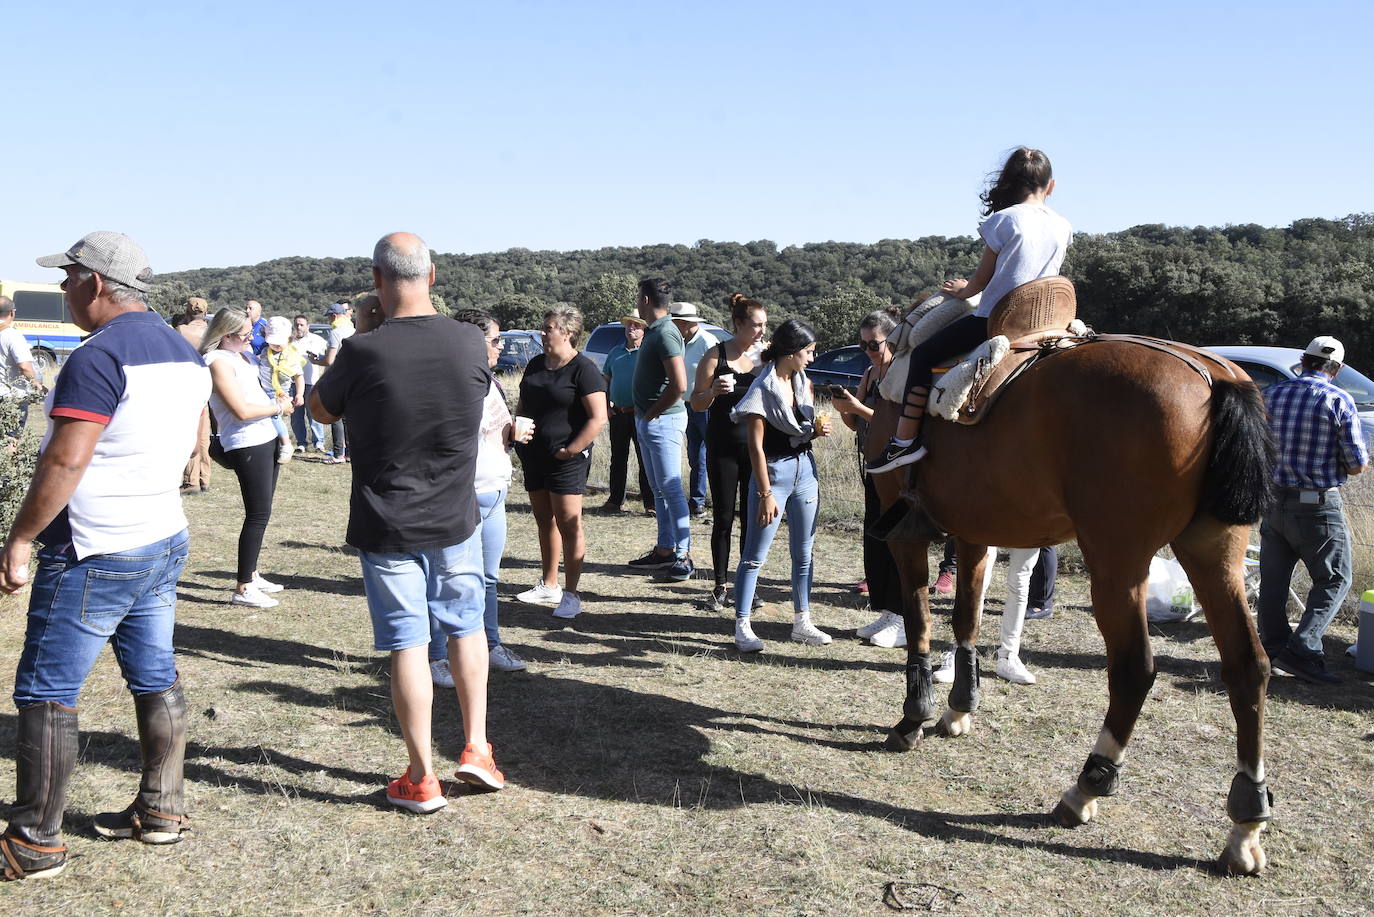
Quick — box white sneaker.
[856,609,895,639]
[516,582,563,606]
[735,619,764,653]
[251,573,284,593]
[552,592,582,619]
[430,658,455,688]
[995,650,1037,685]
[791,617,832,646]
[231,585,278,609]
[489,645,527,672]
[868,613,907,648]
[933,650,955,684]
[277,443,293,464]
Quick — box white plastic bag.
[1146,555,1199,622]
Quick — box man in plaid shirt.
[1258,335,1369,685]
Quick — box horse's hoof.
[884,719,925,751]
[1052,788,1098,827]
[934,709,972,738]
[1219,823,1268,876]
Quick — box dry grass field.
[2,451,1373,917]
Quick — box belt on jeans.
[1277,485,1338,501]
[612,406,635,414]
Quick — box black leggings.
[902,314,989,405]
[862,474,903,614]
[706,440,752,586]
[223,438,280,583]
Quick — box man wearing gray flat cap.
[1,232,209,881]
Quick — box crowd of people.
[1,146,1365,883]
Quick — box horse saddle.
[930,276,1079,425]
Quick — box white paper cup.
[514,416,535,439]
[719,375,736,393]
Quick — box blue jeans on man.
[359,532,485,652]
[290,382,326,449]
[636,412,691,558]
[13,531,189,708]
[430,488,507,660]
[1257,489,1353,660]
[685,406,708,514]
[733,453,819,620]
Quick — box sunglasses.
[859,339,887,352]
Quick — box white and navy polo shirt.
[38,311,210,559]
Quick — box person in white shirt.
[289,314,328,452]
[0,296,46,445]
[670,302,719,517]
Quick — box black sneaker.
[1271,647,1341,685]
[866,440,927,475]
[1024,605,1054,620]
[667,556,695,581]
[628,549,676,570]
[707,585,730,611]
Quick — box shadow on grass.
[186,571,364,596]
[175,623,378,675]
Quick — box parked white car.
[1207,345,1374,442]
[582,321,732,371]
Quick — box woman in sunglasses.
[833,305,906,648]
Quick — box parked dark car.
[806,345,869,392]
[495,330,543,375]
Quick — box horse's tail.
[1202,378,1275,525]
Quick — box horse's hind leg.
[937,541,990,737]
[1053,554,1154,827]
[1171,518,1271,875]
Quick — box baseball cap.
[1304,336,1344,364]
[619,314,647,327]
[36,231,154,292]
[326,301,351,316]
[265,316,292,347]
[669,302,702,323]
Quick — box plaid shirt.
[1264,370,1369,489]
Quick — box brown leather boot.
[2,701,77,881]
[93,681,190,844]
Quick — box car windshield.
[502,338,535,357]
[1333,366,1374,410]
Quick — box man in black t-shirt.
[311,232,504,814]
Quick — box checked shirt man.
[1258,335,1369,685]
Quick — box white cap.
[265,315,292,347]
[1304,335,1344,365]
[669,302,701,323]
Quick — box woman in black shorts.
[513,306,607,620]
[689,293,767,610]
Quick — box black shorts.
[521,444,593,495]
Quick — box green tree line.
[152,215,1374,355]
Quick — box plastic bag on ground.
[1146,555,1200,622]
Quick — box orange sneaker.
[386,770,447,813]
[455,743,505,791]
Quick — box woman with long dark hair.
[200,306,292,608]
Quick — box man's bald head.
[245,300,262,321]
[373,233,432,283]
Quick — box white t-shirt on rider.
[974,202,1072,318]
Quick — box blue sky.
[4,1,1370,280]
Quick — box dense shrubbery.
[154,215,1374,353]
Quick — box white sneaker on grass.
[430,658,455,688]
[868,613,907,649]
[231,585,278,609]
[995,649,1037,685]
[251,573,284,593]
[856,609,896,639]
[933,650,955,684]
[489,645,527,672]
[791,617,832,646]
[516,582,563,606]
[735,619,764,653]
[277,443,293,464]
[552,592,582,619]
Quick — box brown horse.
[867,339,1276,875]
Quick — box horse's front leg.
[885,539,933,751]
[1053,564,1154,827]
[937,541,990,737]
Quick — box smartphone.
[827,384,850,398]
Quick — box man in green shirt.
[629,278,692,580]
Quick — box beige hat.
[37,231,154,291]
[669,302,702,323]
[619,314,647,327]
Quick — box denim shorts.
[358,533,485,651]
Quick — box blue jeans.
[13,530,189,708]
[359,532,484,652]
[290,382,326,448]
[636,412,691,557]
[733,452,819,620]
[430,488,507,660]
[1257,489,1353,658]
[685,407,708,512]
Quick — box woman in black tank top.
[689,295,767,609]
